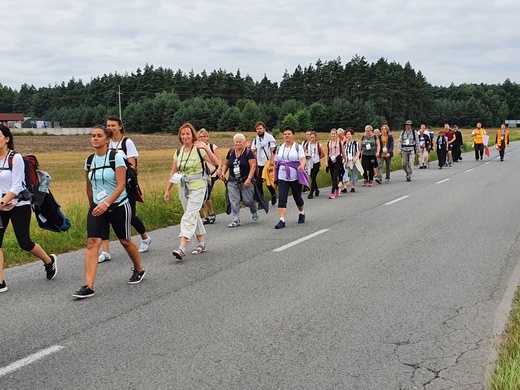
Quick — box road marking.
[465,168,474,172]
[484,161,490,165]
[0,345,64,378]
[273,229,328,252]
[436,178,450,184]
[385,196,409,205]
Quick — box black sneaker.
[73,285,94,299]
[315,190,320,196]
[45,254,57,280]
[0,280,7,293]
[128,269,146,284]
[271,194,277,206]
[298,214,305,224]
[341,188,348,193]
[307,193,314,199]
[350,188,355,193]
[275,220,285,229]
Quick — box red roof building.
[0,113,24,121]
[0,113,24,127]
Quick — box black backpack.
[86,150,143,202]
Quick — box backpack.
[175,147,212,177]
[113,137,138,169]
[6,151,71,232]
[274,142,300,157]
[400,130,417,151]
[86,150,143,202]
[6,151,41,204]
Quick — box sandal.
[208,214,216,224]
[201,217,210,225]
[172,248,185,261]
[191,244,207,255]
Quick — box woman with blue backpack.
[0,124,57,293]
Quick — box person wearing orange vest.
[495,124,510,161]
[471,122,487,161]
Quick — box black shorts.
[87,201,132,240]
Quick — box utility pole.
[117,85,123,120]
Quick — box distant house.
[505,120,520,128]
[0,113,24,128]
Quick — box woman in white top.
[273,127,307,229]
[303,131,324,199]
[0,125,57,293]
[98,115,151,263]
[342,129,361,193]
[325,128,347,199]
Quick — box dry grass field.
[15,127,508,154]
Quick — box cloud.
[1,0,519,90]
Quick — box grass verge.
[489,287,520,389]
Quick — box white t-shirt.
[306,142,321,164]
[0,153,31,206]
[275,142,305,182]
[252,133,276,166]
[109,137,138,160]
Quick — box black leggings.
[0,205,36,251]
[309,162,320,194]
[328,157,342,192]
[128,192,146,235]
[277,180,304,209]
[362,154,377,181]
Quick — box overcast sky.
[1,0,519,91]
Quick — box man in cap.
[397,120,418,181]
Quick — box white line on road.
[385,196,409,205]
[465,168,474,172]
[484,161,490,165]
[273,229,328,252]
[436,178,450,184]
[0,345,64,378]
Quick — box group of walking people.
[0,118,511,298]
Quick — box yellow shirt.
[174,146,207,190]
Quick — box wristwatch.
[104,201,111,208]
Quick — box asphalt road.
[2,143,520,389]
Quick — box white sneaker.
[98,251,111,263]
[138,236,152,253]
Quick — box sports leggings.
[0,205,36,251]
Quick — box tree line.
[1,55,519,133]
